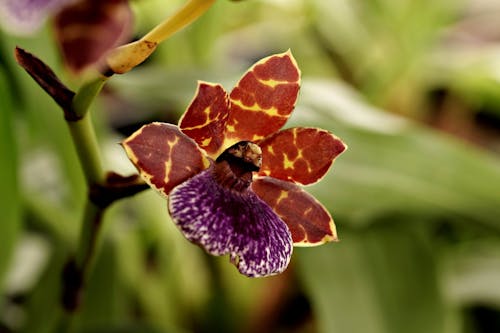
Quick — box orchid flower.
[122,51,347,277]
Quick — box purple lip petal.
[168,169,293,277]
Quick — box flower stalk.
[105,0,215,74]
[14,47,150,312]
[142,0,216,43]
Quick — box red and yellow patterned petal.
[252,177,337,246]
[224,50,300,147]
[258,127,347,185]
[122,122,209,196]
[179,82,231,158]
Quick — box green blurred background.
[1,0,500,332]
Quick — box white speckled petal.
[168,168,292,277]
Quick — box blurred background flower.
[1,0,500,332]
[0,0,77,35]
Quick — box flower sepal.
[122,122,209,196]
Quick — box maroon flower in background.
[122,51,347,277]
[54,0,132,72]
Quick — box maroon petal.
[168,168,293,277]
[122,122,209,196]
[179,82,231,158]
[225,51,300,145]
[54,0,133,72]
[252,176,337,245]
[258,127,347,185]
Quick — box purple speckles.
[168,168,292,277]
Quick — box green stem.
[15,45,149,316]
[62,76,107,311]
[72,76,107,119]
[67,114,104,185]
[67,75,107,185]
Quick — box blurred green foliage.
[1,0,500,332]
[0,43,21,299]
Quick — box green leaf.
[74,241,129,331]
[0,65,21,291]
[21,248,67,333]
[296,220,457,333]
[293,79,498,333]
[443,241,500,308]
